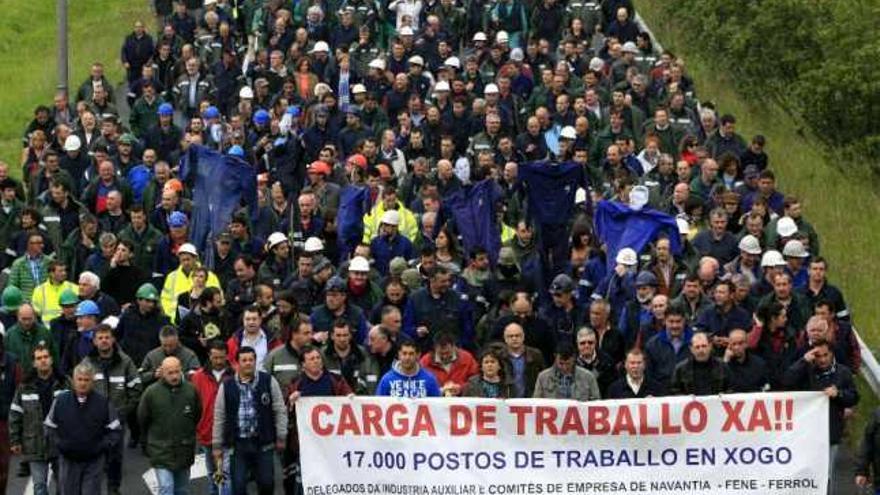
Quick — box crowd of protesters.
[0,0,876,493]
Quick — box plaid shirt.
[237,376,258,438]
[554,368,574,399]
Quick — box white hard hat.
[575,187,587,205]
[484,83,499,94]
[675,217,690,234]
[776,216,798,237]
[559,126,577,140]
[760,250,785,268]
[433,80,450,93]
[177,243,198,257]
[310,41,330,53]
[349,256,370,272]
[495,30,509,43]
[352,83,367,94]
[473,32,488,42]
[782,240,809,258]
[204,0,217,5]
[622,41,640,54]
[64,135,82,152]
[267,232,289,249]
[629,185,649,211]
[381,210,401,226]
[399,26,414,36]
[407,55,424,66]
[443,56,461,69]
[738,234,762,255]
[368,58,386,71]
[239,86,254,99]
[589,57,605,72]
[510,48,525,62]
[304,237,325,252]
[616,247,638,266]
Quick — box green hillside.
[637,0,880,347]
[0,1,150,171]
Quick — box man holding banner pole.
[785,341,858,494]
[286,345,352,495]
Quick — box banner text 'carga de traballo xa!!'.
[296,392,828,495]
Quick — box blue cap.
[75,300,101,317]
[168,211,188,228]
[253,109,270,125]
[286,105,301,117]
[228,145,245,158]
[203,106,220,119]
[158,103,174,116]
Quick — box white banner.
[297,392,829,495]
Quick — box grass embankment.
[637,0,880,346]
[636,0,880,444]
[0,1,152,171]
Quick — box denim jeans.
[155,467,190,495]
[231,438,274,495]
[29,460,51,495]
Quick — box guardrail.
[633,11,880,396]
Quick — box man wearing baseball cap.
[540,274,586,346]
[309,276,369,344]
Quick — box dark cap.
[549,274,574,294]
[325,275,347,293]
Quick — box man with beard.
[179,287,231,363]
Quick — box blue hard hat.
[157,103,174,116]
[75,300,101,317]
[203,106,220,119]
[168,211,188,228]
[285,105,301,117]
[253,109,270,125]
[228,145,245,157]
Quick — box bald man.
[138,356,202,494]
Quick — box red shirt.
[419,348,479,390]
[190,367,234,446]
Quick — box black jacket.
[606,376,666,399]
[117,307,171,367]
[670,356,730,396]
[784,358,858,445]
[726,352,770,393]
[856,407,880,479]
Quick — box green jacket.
[117,223,164,276]
[39,198,87,253]
[7,254,53,302]
[8,372,69,461]
[130,96,164,137]
[4,323,57,372]
[81,347,142,416]
[138,379,201,470]
[139,346,201,389]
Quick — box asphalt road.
[7,440,288,494]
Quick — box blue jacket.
[403,287,475,351]
[370,234,414,276]
[694,304,752,338]
[376,362,441,398]
[644,328,694,387]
